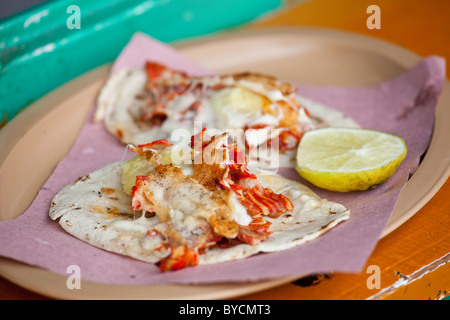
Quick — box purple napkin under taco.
[0,33,445,285]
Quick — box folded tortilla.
[94,64,359,168]
[49,161,350,267]
[49,65,356,271]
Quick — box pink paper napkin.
[0,33,446,285]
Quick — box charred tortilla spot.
[106,206,120,214]
[101,187,115,194]
[75,174,90,184]
[282,220,303,225]
[91,205,105,214]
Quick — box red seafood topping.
[145,61,167,80]
[129,130,293,271]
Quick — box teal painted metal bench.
[0,0,282,123]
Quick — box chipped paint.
[23,10,49,28]
[132,0,156,16]
[0,0,282,121]
[32,43,56,57]
[368,253,450,300]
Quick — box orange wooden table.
[1,0,449,300]
[241,0,450,300]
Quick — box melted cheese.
[121,153,253,227]
[111,213,160,233]
[96,68,307,147]
[230,194,252,226]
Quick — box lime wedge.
[295,128,407,192]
